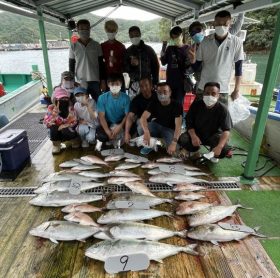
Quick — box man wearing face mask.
[160,26,192,104]
[124,26,159,98]
[101,20,126,78]
[74,87,99,148]
[96,73,130,150]
[188,13,245,94]
[69,19,106,102]
[178,82,232,160]
[43,88,78,154]
[140,82,182,155]
[189,10,244,105]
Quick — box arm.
[111,114,128,138]
[160,44,168,65]
[69,58,75,75]
[167,116,182,155]
[231,60,243,100]
[86,101,97,121]
[140,111,152,145]
[212,131,230,157]
[125,112,136,143]
[188,128,201,147]
[229,13,245,36]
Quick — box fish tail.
[235,199,253,210]
[176,229,188,238]
[183,244,200,256]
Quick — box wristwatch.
[172,138,178,143]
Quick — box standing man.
[160,26,192,104]
[178,82,232,161]
[124,26,159,99]
[189,10,244,105]
[96,73,130,150]
[140,82,182,155]
[124,76,157,143]
[69,19,106,102]
[101,20,126,78]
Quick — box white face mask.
[107,32,116,40]
[203,95,218,107]
[215,26,229,37]
[62,81,74,94]
[130,37,141,46]
[110,85,121,95]
[157,93,170,102]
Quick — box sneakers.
[140,147,153,155]
[95,140,103,152]
[81,140,89,148]
[210,157,219,163]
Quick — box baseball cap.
[74,86,87,95]
[53,87,69,99]
[61,71,74,80]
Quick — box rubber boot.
[52,141,61,154]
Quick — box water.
[0,45,280,88]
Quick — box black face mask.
[58,100,69,118]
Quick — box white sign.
[218,222,256,233]
[101,148,124,156]
[124,153,148,163]
[69,179,81,195]
[114,200,150,209]
[104,253,150,274]
[159,164,185,174]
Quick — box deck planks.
[0,139,279,278]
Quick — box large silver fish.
[156,157,183,163]
[149,173,206,184]
[104,154,125,162]
[34,181,105,194]
[109,222,188,241]
[97,209,172,224]
[188,204,251,227]
[115,163,141,170]
[109,170,140,177]
[29,192,102,207]
[176,201,213,215]
[42,172,94,183]
[80,155,108,166]
[124,181,155,197]
[106,194,173,209]
[85,240,199,263]
[174,192,205,201]
[29,220,99,243]
[59,160,80,168]
[187,224,265,245]
[73,158,94,165]
[107,176,142,185]
[78,171,109,179]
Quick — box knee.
[86,129,96,143]
[77,124,89,136]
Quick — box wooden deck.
[0,139,279,278]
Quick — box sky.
[91,6,160,21]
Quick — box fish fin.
[154,259,164,264]
[78,238,86,242]
[210,240,219,246]
[185,244,200,256]
[50,238,59,244]
[253,226,261,232]
[235,199,253,210]
[176,229,188,238]
[166,182,174,187]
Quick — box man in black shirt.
[178,82,232,159]
[125,77,157,144]
[140,82,182,155]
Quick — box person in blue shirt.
[96,73,130,150]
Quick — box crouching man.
[96,73,130,150]
[178,82,232,160]
[140,82,182,155]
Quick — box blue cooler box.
[0,129,30,178]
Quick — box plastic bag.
[228,95,251,125]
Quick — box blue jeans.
[87,81,100,102]
[148,121,174,147]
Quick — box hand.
[191,134,201,147]
[231,89,240,101]
[111,124,122,138]
[130,56,139,66]
[213,145,223,157]
[167,142,177,155]
[100,80,106,92]
[188,45,196,64]
[143,131,151,146]
[124,132,131,144]
[105,129,114,140]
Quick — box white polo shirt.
[196,33,244,94]
[69,39,103,82]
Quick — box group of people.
[44,10,245,160]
